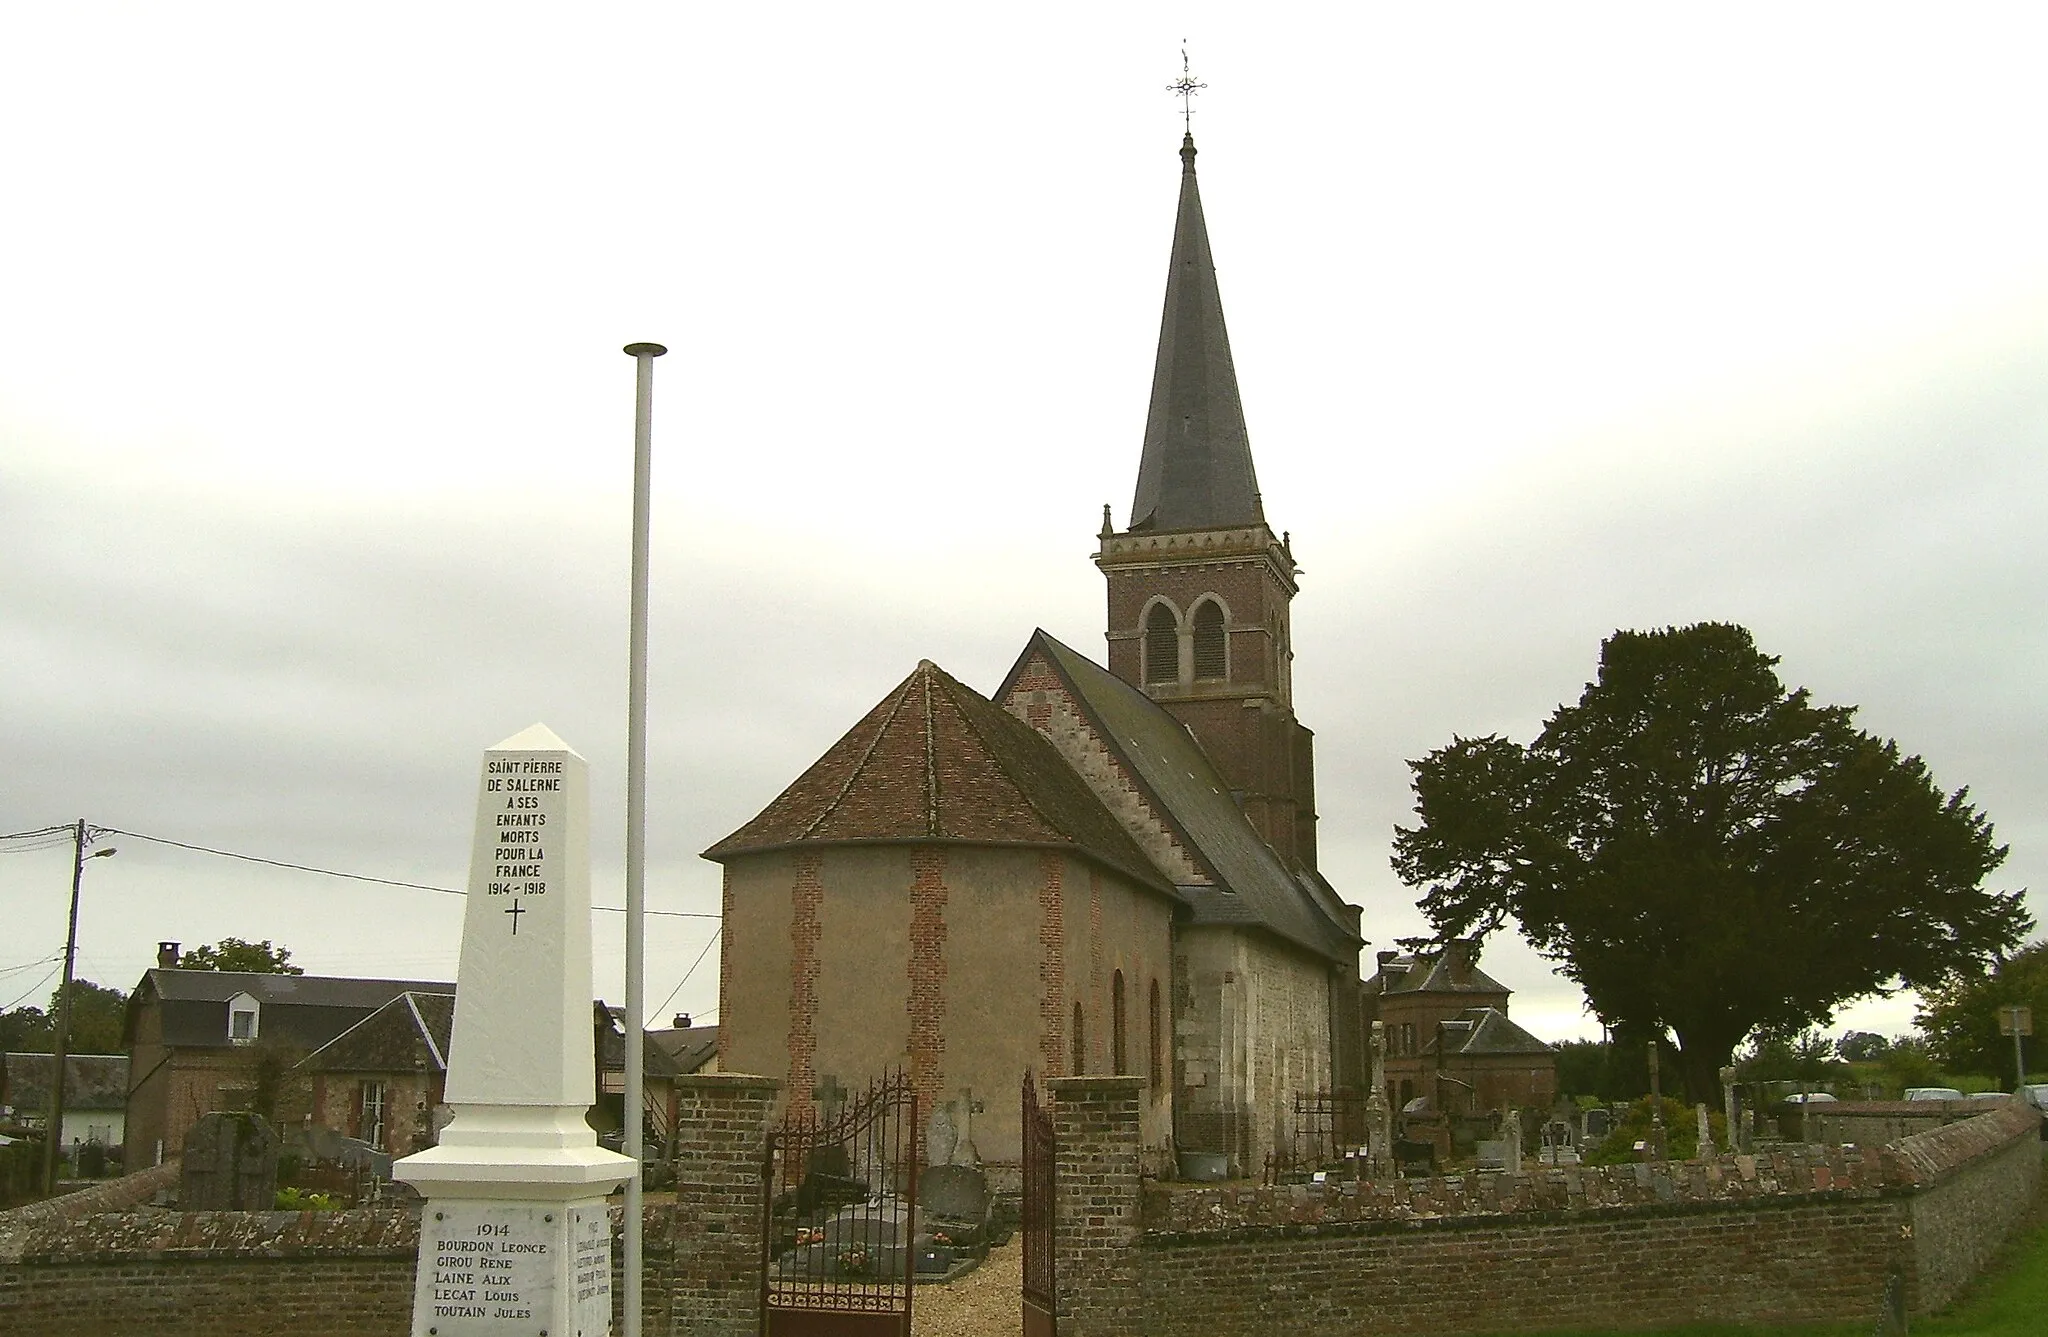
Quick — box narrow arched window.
[1192,600,1226,680]
[1112,971,1128,1075]
[1144,602,1179,684]
[1071,1001,1086,1076]
[1148,978,1163,1090]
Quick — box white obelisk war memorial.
[395,724,635,1337]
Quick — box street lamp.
[43,822,114,1196]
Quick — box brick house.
[123,949,452,1164]
[299,990,455,1157]
[1364,940,1557,1114]
[709,132,1367,1177]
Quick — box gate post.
[1047,1076,1145,1337]
[671,1073,780,1337]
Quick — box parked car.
[1964,1091,2010,1103]
[2022,1084,2048,1139]
[1782,1092,1838,1104]
[1903,1087,1966,1101]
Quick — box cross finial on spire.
[1168,41,1206,133]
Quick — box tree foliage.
[180,938,303,975]
[1392,622,2028,1101]
[1918,939,2048,1079]
[0,980,129,1054]
[1837,1031,1890,1063]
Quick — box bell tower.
[1095,133,1318,873]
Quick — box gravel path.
[913,1240,1020,1337]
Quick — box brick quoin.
[1039,851,1067,1076]
[717,875,736,1069]
[908,846,948,1124]
[787,852,823,1116]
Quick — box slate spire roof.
[1129,134,1263,533]
[705,659,1172,896]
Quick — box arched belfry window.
[1148,978,1163,1089]
[1071,1001,1087,1076]
[1144,602,1180,685]
[1192,600,1227,680]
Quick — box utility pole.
[43,820,114,1196]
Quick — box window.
[359,1081,387,1151]
[1071,1001,1086,1076]
[230,1010,256,1041]
[226,991,260,1044]
[1148,979,1163,1090]
[1144,602,1179,684]
[1400,1023,1415,1056]
[1192,600,1226,680]
[1112,971,1128,1075]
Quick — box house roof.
[1426,1007,1554,1058]
[704,658,1173,897]
[299,992,454,1074]
[1002,630,1358,963]
[1129,134,1263,533]
[131,969,455,1051]
[2,1053,129,1112]
[595,1004,685,1080]
[1370,941,1510,998]
[648,1025,719,1074]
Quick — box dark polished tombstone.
[180,1112,280,1210]
[917,1164,991,1250]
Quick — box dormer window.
[227,992,260,1044]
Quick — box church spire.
[1127,133,1262,533]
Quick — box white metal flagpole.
[621,339,665,1337]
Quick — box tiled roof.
[133,969,457,1051]
[1,1053,129,1112]
[1427,1007,1554,1057]
[1371,942,1509,998]
[704,659,1172,896]
[1001,630,1358,963]
[300,992,454,1074]
[648,1025,719,1074]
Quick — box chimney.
[1442,938,1475,984]
[673,1013,691,1029]
[157,942,181,968]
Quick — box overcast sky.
[5,6,2044,1049]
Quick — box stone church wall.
[1174,927,1331,1171]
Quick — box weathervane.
[1168,41,1206,132]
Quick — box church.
[707,131,1365,1177]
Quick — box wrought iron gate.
[760,1071,919,1337]
[1020,1071,1056,1337]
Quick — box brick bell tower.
[1096,132,1318,873]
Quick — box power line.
[0,825,72,842]
[651,926,722,1022]
[99,826,718,919]
[2,961,60,1013]
[0,955,63,980]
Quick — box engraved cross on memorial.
[395,725,634,1337]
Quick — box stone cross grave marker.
[394,725,633,1337]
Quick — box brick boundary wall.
[0,1075,783,1337]
[1045,1088,2040,1337]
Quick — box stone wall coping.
[1886,1099,2040,1186]
[1048,1075,1147,1097]
[0,1161,181,1260]
[4,1204,418,1265]
[673,1072,781,1093]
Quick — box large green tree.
[180,938,303,975]
[1392,622,2027,1101]
[1918,939,2048,1081]
[0,980,129,1054]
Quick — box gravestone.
[1696,1103,1714,1157]
[180,1111,279,1210]
[394,725,634,1337]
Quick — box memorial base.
[411,1195,615,1337]
[396,1107,634,1337]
